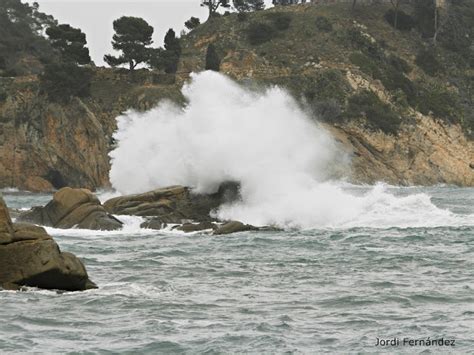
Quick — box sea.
[1,184,472,354]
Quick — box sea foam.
[109,72,473,229]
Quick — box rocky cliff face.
[0,3,472,190]
[0,70,182,191]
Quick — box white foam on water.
[44,215,154,237]
[108,71,474,230]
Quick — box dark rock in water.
[104,182,241,224]
[174,222,218,233]
[213,221,260,235]
[0,195,96,291]
[140,218,167,230]
[18,187,123,231]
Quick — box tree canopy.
[0,0,57,75]
[104,16,154,70]
[201,0,231,19]
[185,17,201,30]
[233,0,265,12]
[46,24,91,65]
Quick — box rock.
[213,221,260,235]
[140,218,167,230]
[0,195,96,291]
[105,182,240,223]
[174,222,218,233]
[18,187,123,231]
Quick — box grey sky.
[31,0,274,66]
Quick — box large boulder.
[104,182,240,228]
[18,187,123,231]
[0,195,97,291]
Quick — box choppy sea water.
[1,185,473,354]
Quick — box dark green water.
[1,186,473,353]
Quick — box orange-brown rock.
[0,194,97,291]
[18,187,123,231]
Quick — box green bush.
[0,89,7,102]
[311,99,343,123]
[347,90,401,134]
[415,84,462,123]
[380,67,417,105]
[349,52,382,78]
[315,16,333,32]
[350,52,415,105]
[40,63,92,102]
[346,28,382,59]
[314,69,349,104]
[384,9,415,31]
[388,54,411,74]
[237,12,248,22]
[272,14,292,31]
[247,23,276,45]
[415,49,443,76]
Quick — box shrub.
[388,54,411,74]
[237,12,248,22]
[347,90,401,134]
[314,69,349,104]
[40,63,92,102]
[247,23,276,45]
[349,52,382,78]
[415,49,442,76]
[346,28,382,59]
[0,89,7,102]
[415,84,461,123]
[272,14,292,31]
[380,67,417,105]
[315,16,332,32]
[384,9,415,31]
[312,99,343,123]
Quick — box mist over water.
[110,72,473,229]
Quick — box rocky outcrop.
[18,187,123,231]
[104,182,240,228]
[328,116,474,186]
[0,194,97,291]
[213,221,260,235]
[104,184,275,234]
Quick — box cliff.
[0,2,473,190]
[0,70,182,191]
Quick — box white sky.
[30,0,275,66]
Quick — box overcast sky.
[31,0,274,66]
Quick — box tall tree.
[205,44,220,71]
[163,29,182,73]
[201,0,231,19]
[46,24,91,64]
[104,16,154,71]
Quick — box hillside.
[0,1,473,191]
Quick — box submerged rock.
[174,222,218,233]
[213,221,260,235]
[18,187,123,231]
[0,195,97,291]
